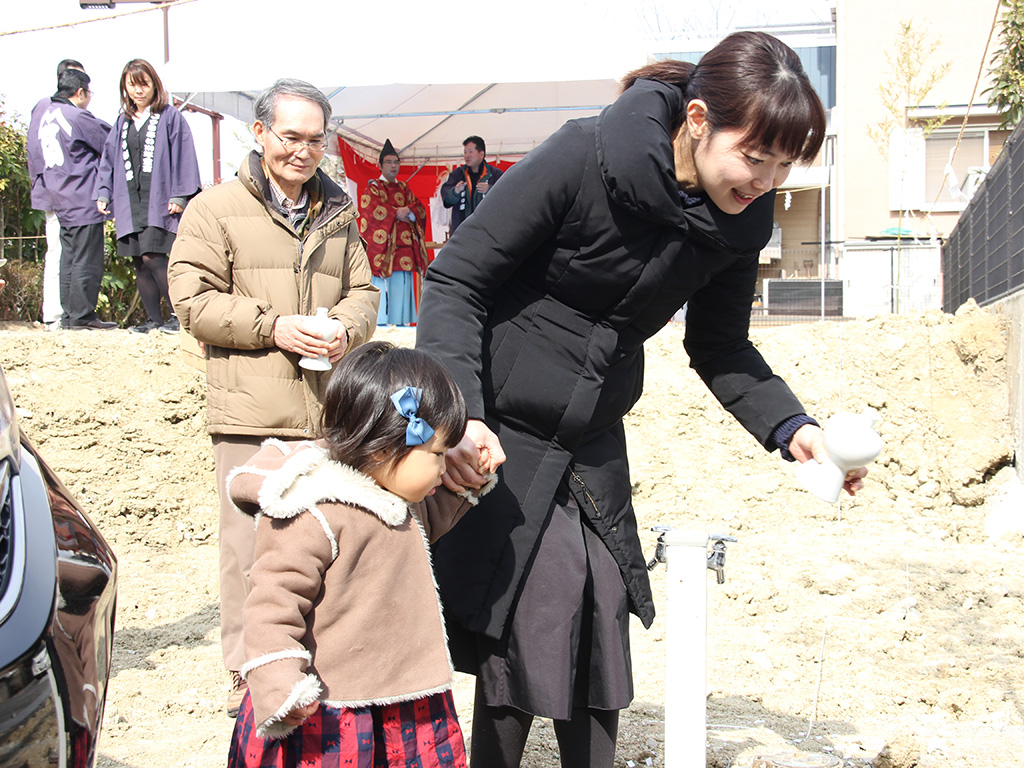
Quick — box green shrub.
[0,226,148,325]
[0,258,42,321]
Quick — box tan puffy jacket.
[168,152,379,438]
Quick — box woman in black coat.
[416,31,867,768]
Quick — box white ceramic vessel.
[793,408,883,503]
[298,307,341,372]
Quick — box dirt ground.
[2,300,1022,768]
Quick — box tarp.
[173,78,622,166]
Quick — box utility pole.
[78,0,179,63]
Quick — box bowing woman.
[416,31,868,768]
[96,58,201,334]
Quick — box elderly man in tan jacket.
[168,78,379,717]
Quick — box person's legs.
[42,211,63,325]
[147,253,171,305]
[212,435,265,716]
[78,222,106,322]
[392,270,417,326]
[469,680,534,768]
[134,254,164,323]
[552,707,619,768]
[371,274,389,325]
[144,254,180,332]
[58,225,73,326]
[61,222,107,325]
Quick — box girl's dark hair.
[119,58,169,117]
[321,342,467,475]
[621,31,826,162]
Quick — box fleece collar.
[232,440,410,527]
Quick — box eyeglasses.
[268,127,328,153]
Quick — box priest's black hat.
[379,139,399,165]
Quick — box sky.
[0,0,834,182]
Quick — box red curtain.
[337,139,515,260]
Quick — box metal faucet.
[646,526,737,584]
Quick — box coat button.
[611,526,618,534]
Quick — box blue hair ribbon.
[390,386,435,446]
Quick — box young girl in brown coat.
[226,341,494,768]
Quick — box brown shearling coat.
[228,439,493,739]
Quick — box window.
[888,115,1008,212]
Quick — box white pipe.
[662,529,711,768]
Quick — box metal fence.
[943,121,1024,311]
[750,242,943,327]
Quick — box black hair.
[621,31,826,162]
[55,68,91,99]
[57,59,84,78]
[321,342,467,475]
[463,135,485,155]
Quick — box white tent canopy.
[174,78,622,166]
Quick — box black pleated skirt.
[118,226,176,258]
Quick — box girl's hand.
[281,700,319,727]
[442,419,505,492]
[168,202,183,215]
[96,200,109,215]
[789,423,868,496]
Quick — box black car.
[0,364,117,768]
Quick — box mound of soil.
[1,299,1020,768]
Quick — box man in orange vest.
[440,135,503,234]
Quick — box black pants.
[58,222,106,324]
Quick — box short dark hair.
[621,31,826,162]
[119,58,169,116]
[321,342,467,475]
[57,59,84,78]
[56,68,90,99]
[463,135,485,155]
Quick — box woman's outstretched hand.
[442,419,506,493]
[789,423,868,496]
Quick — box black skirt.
[446,492,633,720]
[118,226,176,258]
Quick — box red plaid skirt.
[227,689,467,768]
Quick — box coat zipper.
[570,469,601,518]
[295,204,348,274]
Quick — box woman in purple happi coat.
[96,58,201,334]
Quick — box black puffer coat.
[416,78,806,640]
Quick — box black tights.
[469,682,619,768]
[134,253,171,323]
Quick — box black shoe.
[160,316,180,335]
[130,320,161,334]
[70,319,118,330]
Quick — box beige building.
[837,0,1004,242]
[745,0,1004,315]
